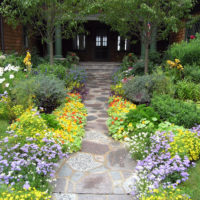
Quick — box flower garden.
[108,34,200,200]
[0,52,87,199]
[1,34,200,200]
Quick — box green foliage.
[66,52,80,66]
[179,160,200,200]
[41,113,62,130]
[124,104,160,130]
[121,53,137,69]
[32,63,67,80]
[101,0,194,73]
[123,74,154,103]
[151,94,200,128]
[175,80,200,102]
[183,64,200,83]
[12,75,67,113]
[0,119,9,139]
[0,53,24,67]
[152,67,175,96]
[166,34,200,65]
[33,75,67,113]
[11,77,37,109]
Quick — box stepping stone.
[84,130,111,144]
[81,141,109,155]
[52,193,77,200]
[53,178,67,193]
[87,116,98,121]
[106,148,137,170]
[75,172,113,194]
[57,163,73,178]
[67,153,102,172]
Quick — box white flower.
[0,78,5,84]
[9,74,14,79]
[0,55,6,60]
[5,83,9,87]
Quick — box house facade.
[1,2,200,61]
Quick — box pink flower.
[190,35,195,39]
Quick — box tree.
[0,0,95,64]
[100,0,196,73]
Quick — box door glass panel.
[103,36,107,46]
[96,36,101,46]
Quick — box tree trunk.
[144,42,149,74]
[49,37,54,65]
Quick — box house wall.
[0,18,24,53]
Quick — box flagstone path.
[52,64,137,200]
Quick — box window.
[96,35,107,47]
[117,36,129,51]
[185,20,200,41]
[73,35,86,50]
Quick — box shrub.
[11,77,37,109]
[152,68,175,96]
[166,33,200,65]
[34,75,67,113]
[32,63,67,80]
[175,80,200,101]
[151,94,200,128]
[65,66,87,91]
[183,64,200,83]
[124,104,160,129]
[66,52,79,66]
[123,74,154,104]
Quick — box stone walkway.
[52,65,136,200]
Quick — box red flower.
[115,117,118,120]
[190,35,195,39]
[112,121,114,125]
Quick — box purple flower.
[23,181,30,190]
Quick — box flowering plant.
[51,93,87,152]
[107,96,136,140]
[0,187,51,200]
[0,131,67,191]
[23,51,32,72]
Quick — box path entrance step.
[52,63,136,200]
[80,62,120,75]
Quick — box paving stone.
[78,194,107,200]
[106,148,137,170]
[52,193,77,200]
[67,181,75,193]
[87,116,98,121]
[90,166,108,173]
[58,163,73,177]
[110,171,122,181]
[75,172,113,194]
[96,97,109,101]
[70,171,84,182]
[81,141,109,155]
[84,130,111,144]
[113,185,125,194]
[67,153,102,172]
[53,178,67,193]
[107,195,133,200]
[94,155,105,162]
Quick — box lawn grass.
[179,160,200,200]
[0,119,9,139]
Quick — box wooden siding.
[1,19,24,53]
